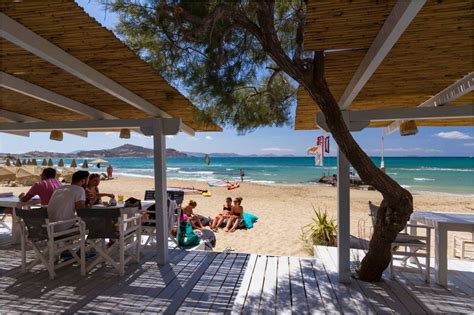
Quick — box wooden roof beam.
[0,72,115,120]
[0,118,181,136]
[0,109,88,138]
[0,12,195,136]
[338,0,426,109]
[384,72,474,135]
[317,104,474,132]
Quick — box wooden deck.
[0,231,473,313]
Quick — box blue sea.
[50,156,474,196]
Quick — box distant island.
[1,144,297,158]
[2,144,187,158]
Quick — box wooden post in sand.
[337,148,351,283]
[153,119,169,265]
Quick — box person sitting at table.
[85,173,115,206]
[19,168,61,205]
[47,170,89,232]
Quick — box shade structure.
[82,160,88,169]
[58,159,64,167]
[26,159,31,165]
[5,159,11,167]
[47,158,54,167]
[41,159,47,166]
[15,159,21,167]
[70,159,77,168]
[0,166,16,182]
[92,159,108,165]
[60,167,74,183]
[21,159,26,165]
[15,166,40,186]
[31,159,37,166]
[295,1,473,130]
[0,1,221,133]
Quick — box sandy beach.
[2,176,473,257]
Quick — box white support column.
[337,148,351,283]
[153,119,168,265]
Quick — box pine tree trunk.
[302,79,414,282]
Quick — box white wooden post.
[337,148,351,283]
[153,119,168,264]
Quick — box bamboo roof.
[0,1,221,132]
[296,1,473,130]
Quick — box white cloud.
[463,143,474,147]
[435,131,473,140]
[383,147,442,153]
[261,147,293,152]
[205,136,213,141]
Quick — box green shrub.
[300,206,337,255]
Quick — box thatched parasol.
[16,167,41,186]
[47,158,54,167]
[5,159,11,166]
[41,159,47,166]
[58,159,64,167]
[0,166,16,182]
[82,160,89,169]
[32,159,37,166]
[70,159,77,168]
[15,158,22,167]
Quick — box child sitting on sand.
[210,197,232,231]
[182,200,207,230]
[225,197,244,233]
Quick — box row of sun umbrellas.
[4,158,92,168]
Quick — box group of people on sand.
[180,196,244,233]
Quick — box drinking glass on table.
[118,194,124,202]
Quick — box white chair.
[369,202,432,282]
[16,207,82,279]
[77,207,141,276]
[453,234,474,259]
[0,207,11,232]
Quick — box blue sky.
[1,1,473,157]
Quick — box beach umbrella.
[58,159,64,167]
[82,160,89,169]
[27,159,32,165]
[22,159,27,165]
[32,159,37,166]
[15,158,22,167]
[47,158,54,167]
[16,167,41,186]
[60,168,74,183]
[5,159,11,166]
[41,159,47,166]
[91,158,108,165]
[0,166,16,182]
[70,159,77,168]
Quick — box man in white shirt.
[47,170,89,232]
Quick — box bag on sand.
[177,220,201,248]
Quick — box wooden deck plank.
[176,252,229,313]
[289,256,309,314]
[276,256,291,314]
[259,256,278,314]
[201,252,242,313]
[214,253,249,313]
[231,253,257,314]
[311,259,341,313]
[299,258,325,313]
[242,254,267,313]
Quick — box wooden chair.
[369,202,431,282]
[0,207,11,232]
[16,207,82,279]
[453,234,474,259]
[77,207,141,276]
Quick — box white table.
[411,211,474,286]
[0,195,42,244]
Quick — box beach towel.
[242,212,258,229]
